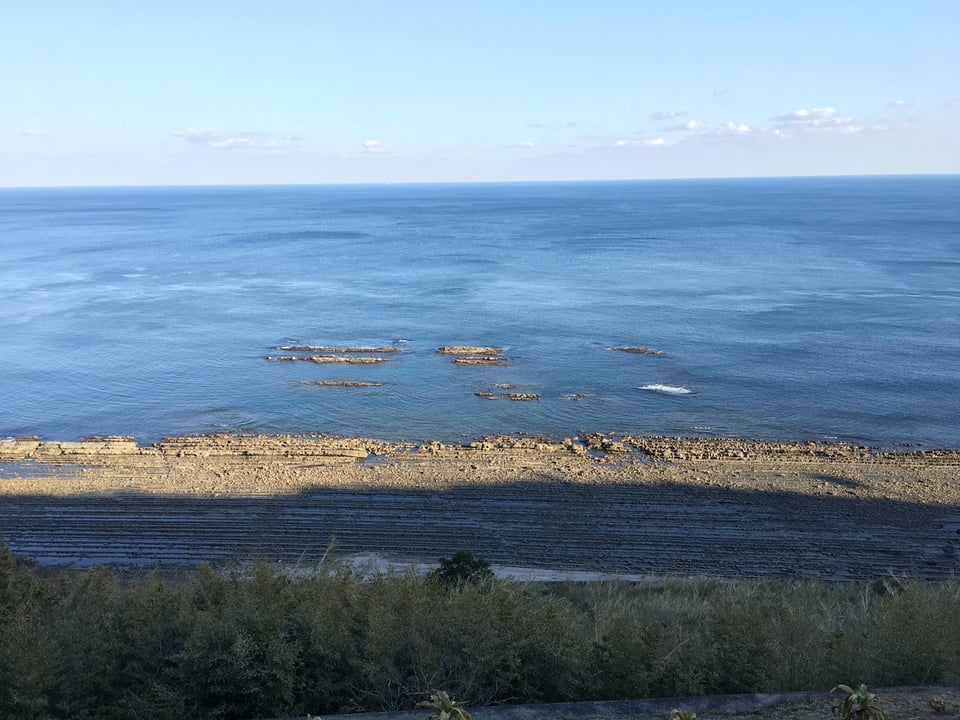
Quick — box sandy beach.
[2,433,958,578]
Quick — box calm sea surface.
[1,176,958,447]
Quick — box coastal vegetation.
[1,545,959,720]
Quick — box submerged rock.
[277,345,402,353]
[295,380,384,387]
[613,346,665,355]
[453,357,510,366]
[474,392,539,401]
[265,355,388,364]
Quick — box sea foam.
[639,384,692,395]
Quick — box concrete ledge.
[263,685,960,720]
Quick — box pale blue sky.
[1,0,957,186]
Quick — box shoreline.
[4,430,960,458]
[2,432,959,578]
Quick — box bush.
[429,551,495,588]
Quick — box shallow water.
[1,176,958,447]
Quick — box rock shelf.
[438,345,511,366]
[2,433,959,579]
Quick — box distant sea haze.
[1,176,958,448]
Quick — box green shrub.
[832,683,890,720]
[429,551,495,588]
[416,689,472,720]
[589,617,661,699]
[173,563,302,719]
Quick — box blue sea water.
[1,176,958,448]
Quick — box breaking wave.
[639,384,692,395]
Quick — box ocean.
[1,176,958,448]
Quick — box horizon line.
[1,171,957,192]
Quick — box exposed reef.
[439,345,511,366]
[437,346,504,355]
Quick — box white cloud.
[172,128,297,151]
[361,139,384,153]
[713,88,728,96]
[889,99,907,107]
[720,121,753,134]
[650,110,686,121]
[501,141,536,149]
[20,129,49,137]
[212,137,256,149]
[613,137,666,148]
[660,120,703,132]
[770,107,862,134]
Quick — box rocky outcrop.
[156,434,368,460]
[474,392,539,401]
[0,436,139,459]
[582,432,628,453]
[623,436,884,462]
[437,346,504,355]
[439,345,511,366]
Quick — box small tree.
[429,551,494,588]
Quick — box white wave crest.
[639,384,692,395]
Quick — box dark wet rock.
[613,346,665,355]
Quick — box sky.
[1,0,958,186]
